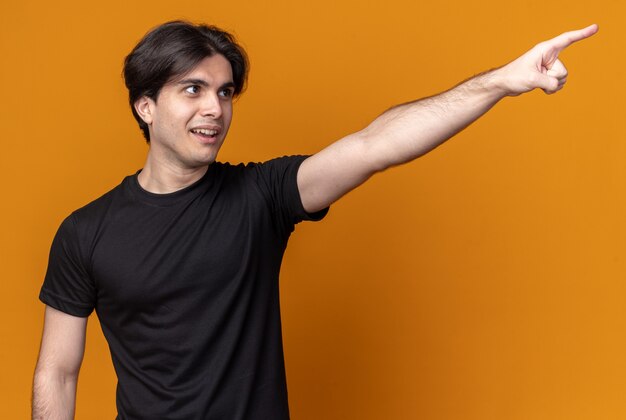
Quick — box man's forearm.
[359,22,599,172]
[32,370,78,420]
[361,68,508,171]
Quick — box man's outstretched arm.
[297,24,598,213]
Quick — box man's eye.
[219,89,234,98]
[185,85,200,94]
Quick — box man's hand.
[497,24,598,96]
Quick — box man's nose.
[200,93,222,119]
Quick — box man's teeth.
[191,128,218,136]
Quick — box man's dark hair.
[123,21,249,142]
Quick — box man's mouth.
[190,128,219,139]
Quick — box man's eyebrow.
[177,78,210,87]
[176,79,236,90]
[219,81,236,90]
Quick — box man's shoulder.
[217,155,309,178]
[217,155,309,169]
[68,174,133,225]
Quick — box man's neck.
[137,153,209,194]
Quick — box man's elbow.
[358,128,405,174]
[34,366,79,385]
[32,366,79,419]
[33,355,81,391]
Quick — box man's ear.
[134,96,154,125]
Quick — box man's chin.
[188,151,220,168]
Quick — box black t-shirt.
[40,156,327,420]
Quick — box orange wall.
[2,0,624,418]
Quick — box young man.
[32,21,597,419]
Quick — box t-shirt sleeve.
[39,214,96,317]
[252,155,329,234]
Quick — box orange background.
[2,0,624,418]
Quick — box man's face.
[139,54,235,169]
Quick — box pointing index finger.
[548,24,599,52]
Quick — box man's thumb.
[533,72,559,93]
